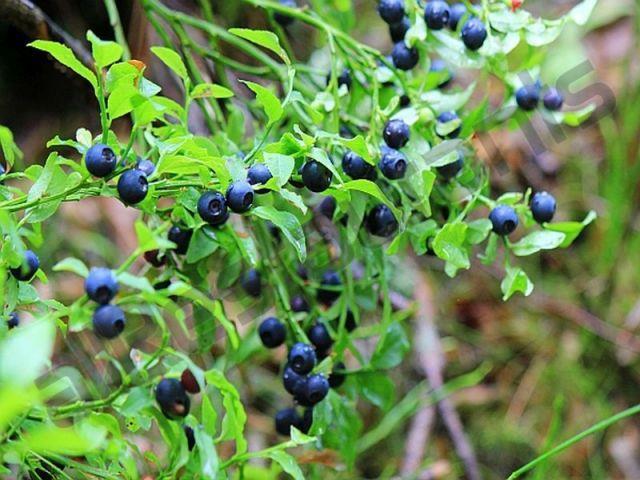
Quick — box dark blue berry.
[226,181,254,213]
[437,111,461,138]
[318,196,337,219]
[85,267,119,305]
[85,144,117,178]
[288,343,317,374]
[117,169,148,205]
[301,374,329,405]
[461,17,487,51]
[168,226,192,255]
[379,148,408,180]
[274,0,297,26]
[392,42,419,70]
[436,152,464,180]
[366,204,399,237]
[530,191,556,223]
[258,317,286,348]
[275,407,300,435]
[197,191,229,226]
[344,310,357,332]
[329,361,346,388]
[424,1,450,30]
[184,426,195,451]
[155,378,190,419]
[378,0,405,24]
[327,68,352,90]
[301,160,333,192]
[489,205,519,236]
[516,85,540,111]
[283,364,306,395]
[318,269,341,305]
[93,304,126,339]
[290,295,310,313]
[7,312,19,329]
[10,250,39,281]
[543,88,564,111]
[383,118,410,149]
[241,269,261,297]
[389,16,411,42]
[247,163,273,192]
[342,151,376,180]
[448,3,467,30]
[136,158,156,177]
[299,408,313,433]
[308,323,333,352]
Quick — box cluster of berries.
[379,0,488,71]
[155,369,201,450]
[516,84,564,112]
[85,267,125,338]
[5,249,40,329]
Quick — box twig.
[410,257,482,480]
[401,406,436,475]
[0,0,92,67]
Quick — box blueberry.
[85,144,117,178]
[318,269,341,305]
[241,268,261,297]
[436,152,464,180]
[307,323,333,352]
[10,250,39,281]
[301,374,329,405]
[461,17,487,51]
[275,407,300,436]
[144,250,166,267]
[290,295,310,313]
[247,163,273,192]
[155,378,191,419]
[7,312,19,329]
[299,408,313,433]
[383,119,410,149]
[226,181,254,213]
[296,264,309,281]
[318,196,337,220]
[154,279,171,290]
[288,343,317,375]
[184,426,196,451]
[93,304,126,339]
[136,158,156,177]
[329,361,346,388]
[437,111,461,138]
[366,204,399,237]
[342,151,376,180]
[389,16,411,42]
[274,0,297,26]
[448,3,467,30]
[378,0,405,24]
[543,88,564,111]
[379,147,408,180]
[392,42,419,70]
[168,226,192,255]
[117,169,148,205]
[283,364,306,395]
[181,369,201,394]
[430,59,453,88]
[530,191,556,223]
[516,85,540,111]
[85,267,119,305]
[424,0,450,30]
[301,160,333,192]
[197,191,229,226]
[489,205,519,236]
[259,317,287,348]
[344,310,357,332]
[327,68,352,90]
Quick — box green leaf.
[340,180,401,220]
[501,265,534,300]
[510,230,566,256]
[186,227,219,264]
[151,46,188,81]
[22,422,106,456]
[0,320,55,386]
[108,84,138,119]
[229,28,290,65]
[252,206,306,262]
[191,83,234,99]
[357,372,395,410]
[117,272,154,293]
[568,0,598,25]
[339,135,373,163]
[267,450,305,480]
[263,153,295,187]
[52,257,89,277]
[545,210,596,247]
[205,369,248,454]
[240,81,283,125]
[193,426,219,479]
[29,40,98,89]
[371,322,410,369]
[432,222,470,277]
[87,31,123,68]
